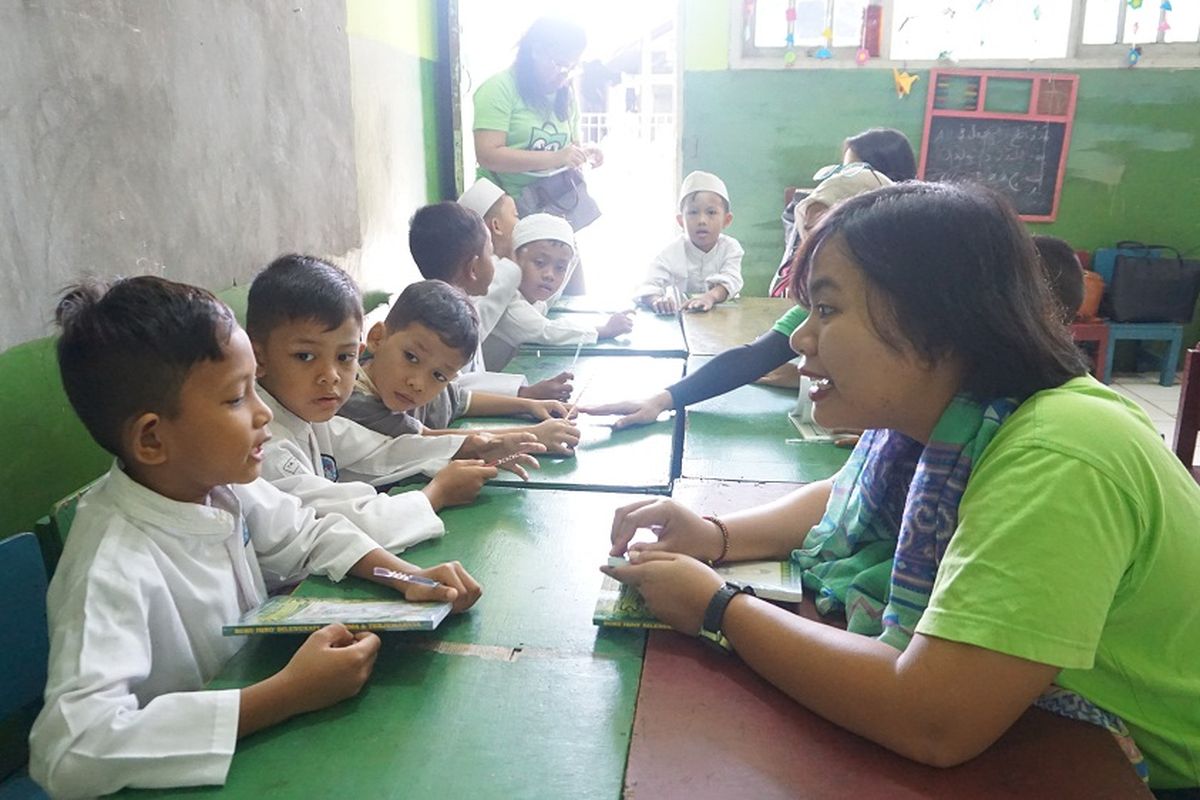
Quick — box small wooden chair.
[1172,347,1200,481]
[0,532,51,798]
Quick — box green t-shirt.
[771,305,808,337]
[917,377,1200,789]
[473,68,579,197]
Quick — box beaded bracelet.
[702,515,730,565]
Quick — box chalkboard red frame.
[917,69,1078,222]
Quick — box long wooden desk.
[680,297,795,356]
[456,354,683,493]
[129,487,644,799]
[682,356,848,484]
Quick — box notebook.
[223,595,452,635]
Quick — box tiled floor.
[1108,372,1194,464]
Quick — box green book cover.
[223,595,452,636]
[593,559,804,630]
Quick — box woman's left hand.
[582,143,604,168]
[601,551,723,635]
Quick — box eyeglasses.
[812,161,881,182]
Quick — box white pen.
[373,566,441,588]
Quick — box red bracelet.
[703,515,730,565]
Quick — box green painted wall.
[682,67,1200,300]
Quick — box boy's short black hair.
[55,276,236,457]
[383,280,479,360]
[680,190,730,214]
[1032,235,1085,323]
[245,254,363,342]
[409,202,488,282]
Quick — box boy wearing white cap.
[482,213,633,370]
[635,170,744,314]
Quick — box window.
[735,0,1200,67]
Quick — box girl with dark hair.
[603,182,1200,793]
[473,17,602,202]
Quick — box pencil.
[570,341,583,372]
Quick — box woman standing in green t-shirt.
[473,17,603,293]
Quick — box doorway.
[456,0,680,307]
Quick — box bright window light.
[891,0,1071,60]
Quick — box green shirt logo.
[527,122,568,152]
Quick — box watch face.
[698,628,733,653]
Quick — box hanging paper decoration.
[893,68,920,98]
[1161,1,1172,10]
[1033,5,1041,21]
[815,46,833,59]
[1127,0,1143,7]
[1159,19,1171,31]
[821,26,833,40]
[783,0,797,67]
[855,47,870,66]
[1127,44,1143,66]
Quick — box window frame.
[729,0,1200,70]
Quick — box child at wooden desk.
[481,213,633,370]
[31,277,481,797]
[342,279,580,456]
[604,183,1200,793]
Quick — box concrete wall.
[0,1,360,349]
[344,0,444,297]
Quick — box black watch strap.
[698,582,755,652]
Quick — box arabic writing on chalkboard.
[924,117,1066,217]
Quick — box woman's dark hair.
[55,276,236,457]
[409,202,488,282]
[384,279,480,361]
[790,182,1087,401]
[246,254,363,343]
[514,17,586,120]
[1032,235,1085,323]
[842,128,917,182]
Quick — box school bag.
[1094,241,1200,324]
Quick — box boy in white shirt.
[635,170,744,314]
[413,196,573,401]
[482,213,634,370]
[340,280,581,456]
[247,256,544,536]
[30,276,481,798]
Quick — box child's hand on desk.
[404,561,483,614]
[601,552,723,636]
[423,460,498,509]
[278,624,381,713]
[519,371,575,402]
[529,418,581,456]
[596,312,634,340]
[648,293,679,315]
[523,397,573,421]
[609,497,726,563]
[458,432,545,463]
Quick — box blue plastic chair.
[0,533,51,799]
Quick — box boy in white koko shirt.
[30,276,481,798]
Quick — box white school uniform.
[481,292,598,370]
[257,389,457,552]
[458,256,526,396]
[635,233,745,300]
[29,464,379,798]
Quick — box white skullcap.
[458,178,506,219]
[797,165,893,221]
[512,213,575,253]
[678,170,730,210]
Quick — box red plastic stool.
[1071,321,1109,382]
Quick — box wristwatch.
[698,582,756,653]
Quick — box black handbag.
[1102,241,1200,323]
[515,167,601,231]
